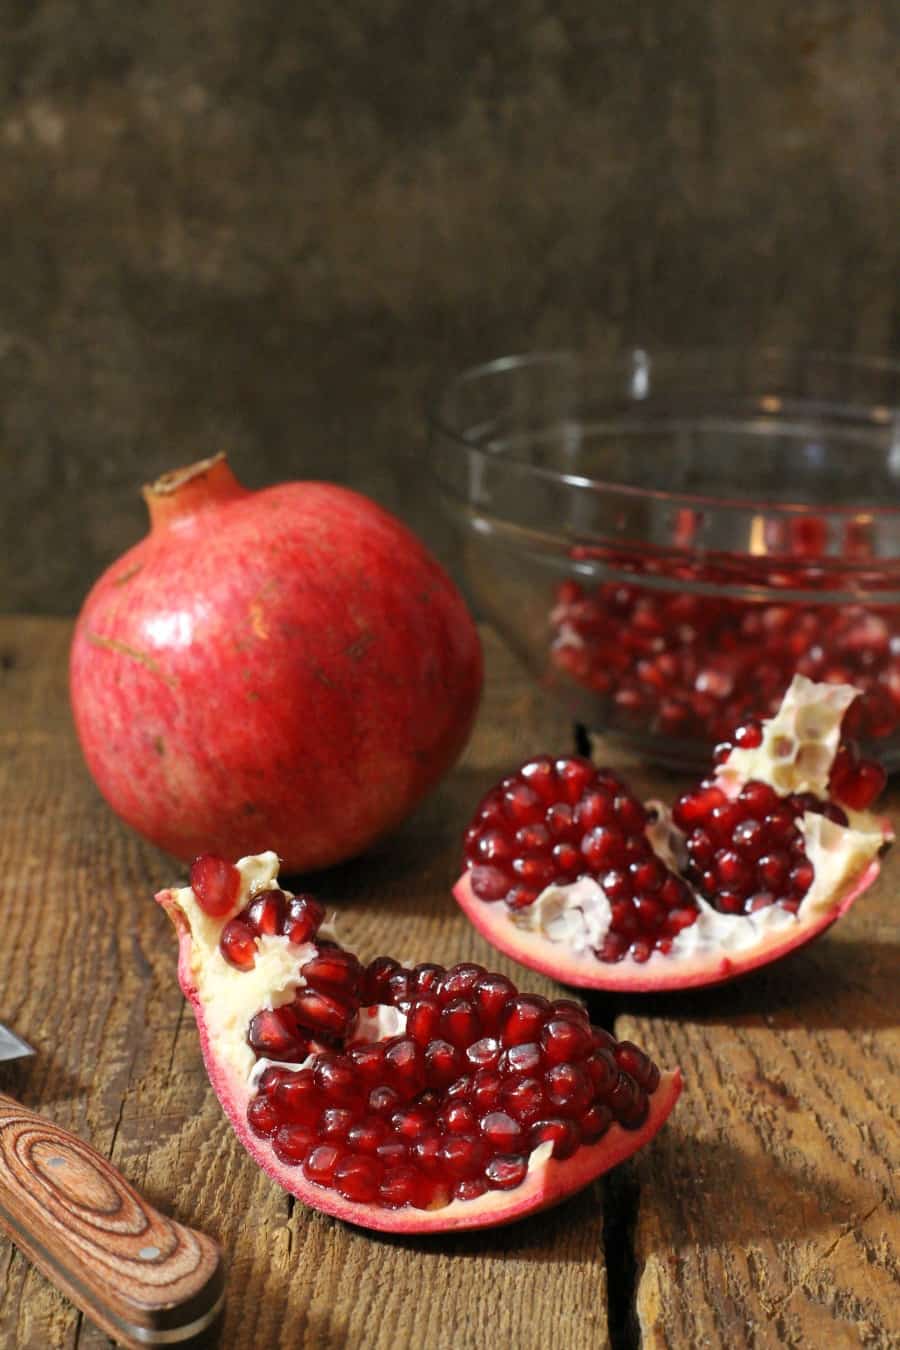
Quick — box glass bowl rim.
[427,346,900,519]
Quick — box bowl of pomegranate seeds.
[429,348,900,769]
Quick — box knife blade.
[0,1023,34,1063]
[0,1023,225,1346]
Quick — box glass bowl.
[428,348,900,771]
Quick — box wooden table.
[1,617,898,1349]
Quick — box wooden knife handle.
[0,1093,224,1347]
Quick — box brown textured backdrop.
[1,2,898,614]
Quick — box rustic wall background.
[1,2,898,614]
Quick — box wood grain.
[617,800,900,1347]
[0,1093,223,1348]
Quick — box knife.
[0,1023,225,1348]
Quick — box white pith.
[513,678,886,964]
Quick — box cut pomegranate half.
[156,854,680,1233]
[454,677,891,993]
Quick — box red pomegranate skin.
[70,456,483,871]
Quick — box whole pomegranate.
[70,454,482,871]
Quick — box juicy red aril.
[247,890,286,936]
[217,887,327,967]
[301,951,362,999]
[441,999,482,1049]
[830,753,887,811]
[334,1155,380,1203]
[551,554,900,749]
[485,1155,528,1190]
[284,894,326,945]
[247,1095,280,1137]
[190,855,241,917]
[362,956,401,1002]
[273,1124,317,1165]
[220,919,258,970]
[465,759,698,957]
[245,957,663,1213]
[676,773,869,915]
[294,989,355,1038]
[247,1008,307,1060]
[530,1118,581,1159]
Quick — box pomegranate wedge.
[157,854,680,1233]
[454,677,891,993]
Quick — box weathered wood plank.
[0,618,612,1350]
[619,792,900,1348]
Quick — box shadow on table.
[612,936,900,1033]
[362,1181,605,1261]
[637,1125,886,1249]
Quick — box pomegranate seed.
[314,1055,361,1106]
[437,964,488,1003]
[379,1166,421,1208]
[546,1063,593,1116]
[479,1111,525,1151]
[541,1018,593,1064]
[520,756,559,800]
[454,1177,488,1201]
[465,1036,501,1069]
[500,996,551,1046]
[424,1040,463,1088]
[303,1144,344,1186]
[790,861,815,895]
[271,1071,320,1124]
[499,1041,542,1077]
[347,1043,385,1084]
[439,1135,486,1178]
[756,851,789,890]
[294,989,355,1039]
[247,890,287,936]
[614,1042,660,1092]
[247,1008,305,1060]
[503,783,544,825]
[733,720,763,748]
[530,1118,581,1159]
[410,963,445,993]
[220,919,257,970]
[190,855,240,917]
[440,1102,478,1134]
[581,826,625,869]
[247,1096,280,1137]
[384,1038,426,1099]
[833,758,886,810]
[387,969,415,1006]
[273,1123,317,1165]
[362,956,401,1002]
[581,1103,613,1142]
[501,1077,546,1123]
[484,1154,528,1189]
[575,789,616,829]
[472,974,516,1030]
[471,1071,504,1114]
[409,1131,443,1173]
[283,894,325,945]
[407,995,442,1046]
[334,1155,380,1203]
[469,865,511,901]
[346,1119,388,1154]
[475,829,515,863]
[441,999,482,1049]
[301,951,362,998]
